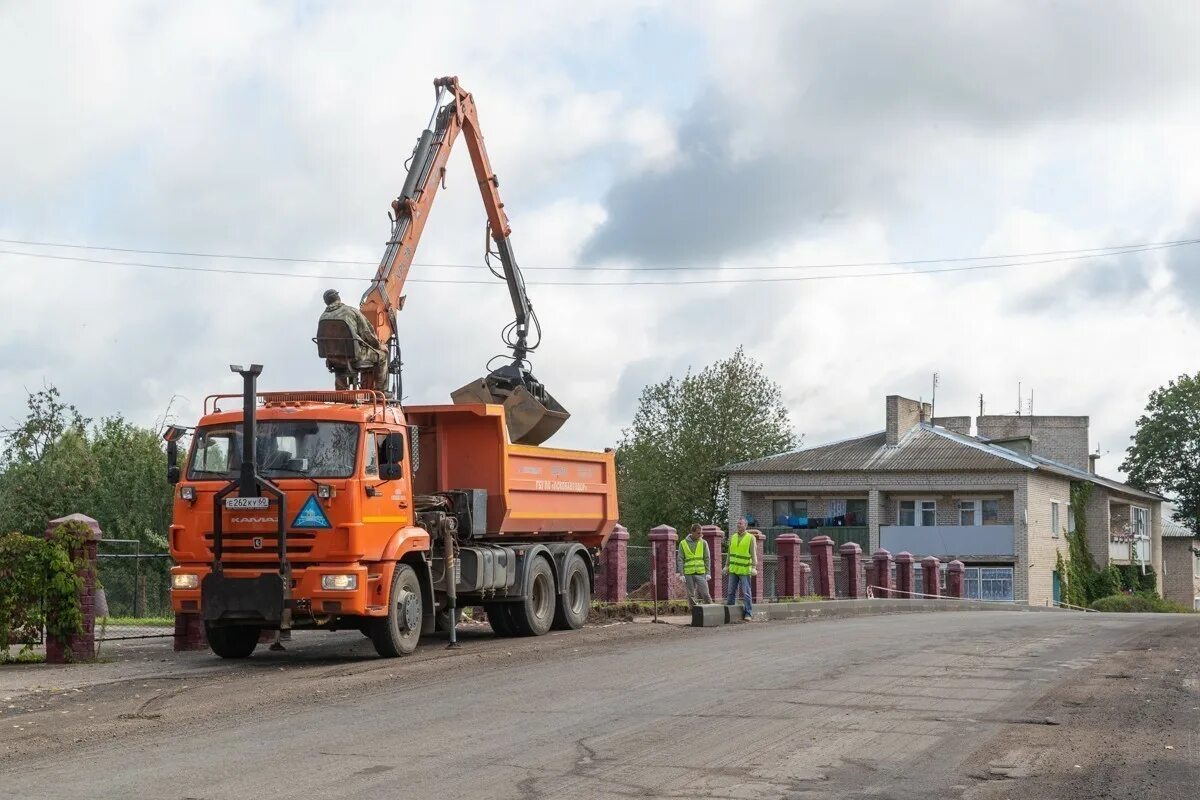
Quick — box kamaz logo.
[231,516,277,525]
[252,537,264,550]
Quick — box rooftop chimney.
[976,414,1089,471]
[886,395,929,446]
[932,416,971,436]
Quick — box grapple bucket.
[451,369,569,446]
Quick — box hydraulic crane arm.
[356,76,567,445]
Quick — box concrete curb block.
[691,598,1073,627]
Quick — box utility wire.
[0,235,1195,273]
[0,240,1192,286]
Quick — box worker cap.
[322,289,340,304]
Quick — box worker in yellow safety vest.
[677,524,713,609]
[723,517,759,620]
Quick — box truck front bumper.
[172,565,378,620]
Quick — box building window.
[1067,505,1076,533]
[959,500,978,526]
[981,499,1000,525]
[845,499,868,526]
[1131,507,1150,562]
[1193,551,1200,579]
[963,567,1015,601]
[899,499,936,527]
[772,499,808,527]
[959,499,1001,525]
[1051,502,1061,538]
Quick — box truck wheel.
[511,557,555,637]
[484,603,515,637]
[369,563,423,657]
[551,555,591,631]
[206,624,259,659]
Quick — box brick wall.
[1161,538,1198,606]
[1083,485,1111,570]
[742,492,871,528]
[932,416,971,435]
[1021,471,1073,606]
[976,415,1090,472]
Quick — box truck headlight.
[321,574,358,591]
[172,573,199,590]
[180,486,196,501]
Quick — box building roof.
[724,425,1034,474]
[1163,505,1196,538]
[724,423,1165,501]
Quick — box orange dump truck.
[167,367,617,658]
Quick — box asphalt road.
[2,611,1197,799]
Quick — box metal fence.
[625,545,653,598]
[96,539,174,643]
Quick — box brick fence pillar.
[840,542,864,598]
[648,525,680,600]
[895,552,915,599]
[699,525,725,601]
[174,612,208,652]
[596,525,629,602]
[776,534,803,599]
[752,530,767,601]
[44,513,102,663]
[872,549,894,598]
[809,535,836,599]
[946,559,965,599]
[797,562,811,597]
[922,556,942,598]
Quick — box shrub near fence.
[0,523,87,661]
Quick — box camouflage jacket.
[320,301,383,352]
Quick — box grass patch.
[1089,593,1196,613]
[100,615,174,627]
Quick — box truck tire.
[510,556,555,637]
[206,624,259,659]
[369,563,423,657]
[551,554,590,631]
[484,603,516,637]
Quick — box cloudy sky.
[2,1,1198,477]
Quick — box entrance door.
[1052,570,1062,605]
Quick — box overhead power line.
[0,235,1195,273]
[0,240,1193,287]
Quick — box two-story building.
[723,395,1163,606]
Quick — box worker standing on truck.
[724,518,758,620]
[319,289,388,389]
[678,524,712,609]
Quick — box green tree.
[1121,372,1200,531]
[0,387,171,546]
[616,347,798,539]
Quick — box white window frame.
[1051,501,1061,539]
[899,499,936,527]
[1130,506,1150,563]
[1067,504,1076,534]
[958,500,979,526]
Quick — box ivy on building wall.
[1060,481,1159,608]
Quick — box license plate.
[225,497,270,510]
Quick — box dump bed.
[405,403,617,550]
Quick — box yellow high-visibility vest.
[680,537,707,575]
[728,532,755,575]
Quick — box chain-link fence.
[625,545,653,599]
[96,539,174,644]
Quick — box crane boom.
[351,76,567,445]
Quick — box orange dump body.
[169,393,616,619]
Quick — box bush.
[1089,593,1194,613]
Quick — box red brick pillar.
[648,525,680,600]
[922,556,941,598]
[596,525,629,602]
[895,551,915,599]
[872,549,894,598]
[797,562,811,597]
[174,612,207,652]
[809,535,836,599]
[699,525,725,601]
[776,534,803,599]
[752,530,766,601]
[840,542,864,598]
[44,514,102,663]
[946,560,965,599]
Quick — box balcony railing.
[759,525,869,554]
[879,524,1015,557]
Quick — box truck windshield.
[187,421,359,480]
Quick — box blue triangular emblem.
[292,494,331,529]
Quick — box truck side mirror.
[163,425,188,485]
[379,431,405,481]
